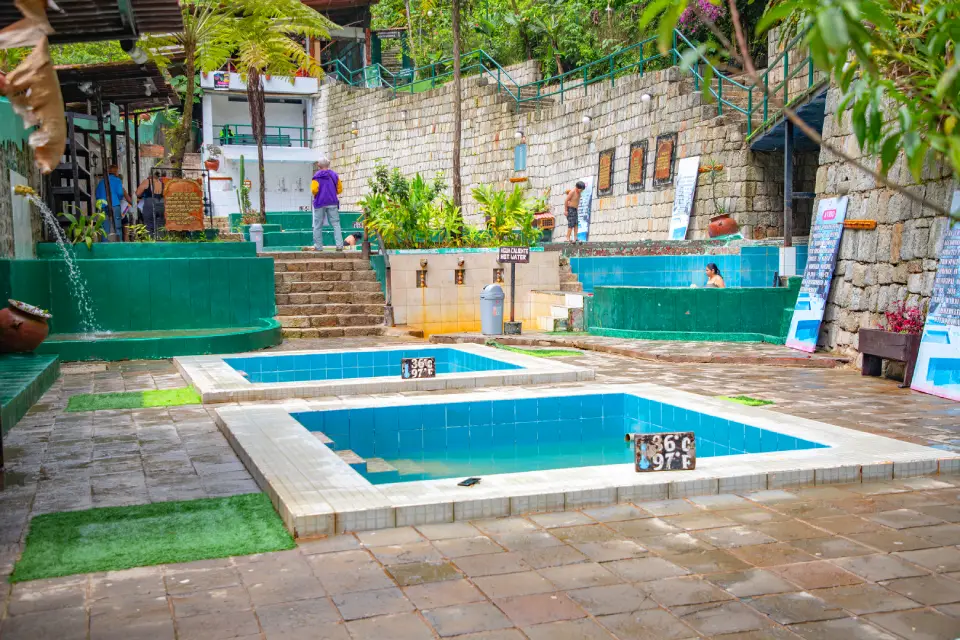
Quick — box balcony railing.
[217,124,314,148]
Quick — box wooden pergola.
[0,0,183,44]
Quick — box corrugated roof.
[57,59,179,110]
[0,0,183,45]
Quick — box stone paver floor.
[2,336,960,638]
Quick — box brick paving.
[1,337,959,638]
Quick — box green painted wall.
[35,242,257,259]
[585,277,801,342]
[0,354,59,435]
[0,256,277,335]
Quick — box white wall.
[209,95,309,138]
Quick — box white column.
[202,93,214,152]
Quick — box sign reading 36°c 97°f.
[628,432,696,472]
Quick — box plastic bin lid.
[481,283,505,299]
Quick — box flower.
[678,0,726,35]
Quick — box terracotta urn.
[204,158,220,171]
[0,299,52,353]
[708,213,739,238]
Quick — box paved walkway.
[2,337,960,639]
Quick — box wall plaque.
[628,432,696,471]
[653,133,677,187]
[163,179,205,231]
[597,148,614,197]
[627,141,647,192]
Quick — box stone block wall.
[815,86,955,356]
[312,62,788,242]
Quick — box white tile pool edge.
[213,383,960,538]
[175,343,594,403]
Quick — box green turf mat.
[12,493,293,582]
[66,387,202,412]
[487,342,583,357]
[718,395,775,407]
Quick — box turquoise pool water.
[292,393,827,484]
[224,348,522,383]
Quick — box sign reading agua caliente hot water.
[498,246,530,263]
[163,179,205,231]
[628,432,696,472]
[785,197,849,353]
[911,190,960,401]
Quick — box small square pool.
[292,392,828,484]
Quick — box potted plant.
[0,300,52,353]
[701,161,739,237]
[859,301,926,387]
[204,144,223,171]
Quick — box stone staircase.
[272,251,386,338]
[495,84,556,113]
[559,259,583,292]
[531,290,587,332]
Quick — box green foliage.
[472,184,542,246]
[0,41,126,73]
[128,224,154,243]
[62,206,106,249]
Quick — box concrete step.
[312,431,334,445]
[274,259,369,272]
[274,270,379,283]
[276,280,384,294]
[536,316,568,331]
[275,291,385,305]
[336,449,366,473]
[365,457,400,483]
[279,314,384,328]
[560,282,584,293]
[276,304,385,317]
[282,326,384,338]
[262,250,364,260]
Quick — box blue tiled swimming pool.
[224,348,524,383]
[292,393,828,484]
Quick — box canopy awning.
[57,60,179,111]
[0,0,183,45]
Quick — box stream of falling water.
[21,191,104,334]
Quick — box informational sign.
[364,66,382,89]
[376,28,406,39]
[628,432,696,472]
[785,196,849,353]
[213,72,230,89]
[912,190,960,401]
[498,246,530,263]
[667,156,701,240]
[576,177,594,243]
[163,179,205,231]
[844,220,878,230]
[627,141,647,192]
[597,148,614,197]
[401,357,436,379]
[653,133,676,187]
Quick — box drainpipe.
[784,119,794,248]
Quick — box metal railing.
[746,27,821,139]
[323,28,818,136]
[216,124,314,148]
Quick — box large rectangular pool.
[293,393,828,484]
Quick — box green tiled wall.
[0,354,58,435]
[35,243,256,259]
[586,277,801,342]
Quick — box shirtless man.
[564,181,586,242]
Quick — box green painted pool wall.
[0,256,277,335]
[35,242,257,259]
[0,354,58,435]
[35,319,282,361]
[585,277,801,343]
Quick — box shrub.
[882,301,926,335]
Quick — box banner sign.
[628,432,696,471]
[667,156,701,240]
[786,196,849,352]
[576,176,595,243]
[498,246,530,263]
[911,190,960,401]
[401,357,436,379]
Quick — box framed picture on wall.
[597,148,615,197]
[653,133,677,187]
[627,141,647,192]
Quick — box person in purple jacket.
[310,157,344,251]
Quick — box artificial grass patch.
[12,493,293,582]
[718,395,775,407]
[66,386,202,412]
[488,342,583,358]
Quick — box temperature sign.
[401,357,436,379]
[628,432,696,472]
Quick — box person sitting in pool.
[344,232,362,249]
[705,263,726,288]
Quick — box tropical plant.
[141,0,234,170]
[128,223,154,243]
[531,12,566,74]
[472,184,542,245]
[212,0,336,218]
[63,205,106,249]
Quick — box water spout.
[15,185,103,333]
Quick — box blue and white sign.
[668,156,701,240]
[577,176,594,242]
[786,196,849,353]
[912,190,960,402]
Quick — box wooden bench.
[859,328,921,388]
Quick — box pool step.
[336,449,367,472]
[312,431,334,445]
[365,458,401,483]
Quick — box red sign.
[164,179,205,231]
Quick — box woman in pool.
[705,263,726,288]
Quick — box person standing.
[311,158,343,251]
[135,171,166,236]
[564,181,585,243]
[95,164,132,242]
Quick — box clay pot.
[708,213,739,238]
[0,300,52,353]
[204,158,220,171]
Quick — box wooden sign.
[498,246,530,263]
[163,179,205,231]
[653,133,677,187]
[401,357,435,379]
[843,220,877,230]
[628,432,696,472]
[627,141,647,192]
[597,148,615,197]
